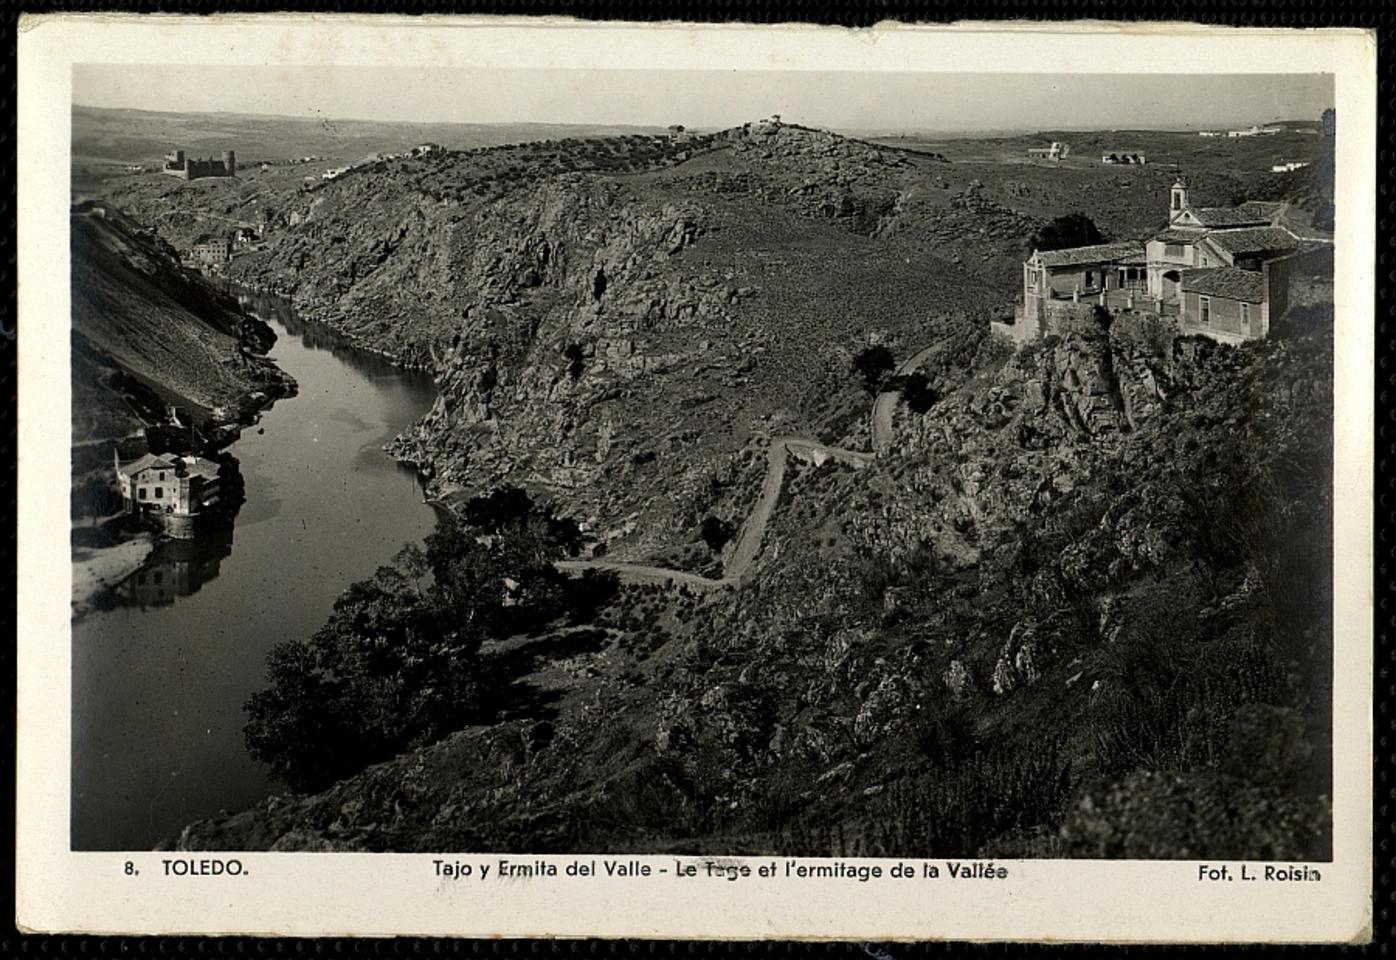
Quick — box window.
[138,488,147,500]
[1200,297,1211,325]
[1165,243,1184,258]
[158,471,165,481]
[1241,302,1250,326]
[1084,270,1094,288]
[154,486,163,499]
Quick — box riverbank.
[72,295,443,851]
[71,533,155,620]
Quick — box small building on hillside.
[1022,240,1146,304]
[1144,180,1298,301]
[1227,125,1280,138]
[164,149,237,180]
[1027,142,1068,161]
[190,234,232,266]
[1002,180,1333,345]
[1178,267,1268,341]
[1178,246,1333,342]
[1101,152,1147,165]
[115,453,224,536]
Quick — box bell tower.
[1169,178,1189,221]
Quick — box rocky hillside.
[93,121,1332,858]
[103,124,1017,563]
[70,204,294,453]
[170,306,1333,859]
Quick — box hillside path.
[557,343,929,590]
[871,340,941,454]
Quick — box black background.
[2,1,1388,956]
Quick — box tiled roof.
[1190,206,1274,228]
[179,456,222,481]
[116,453,176,478]
[1201,227,1305,258]
[1183,267,1266,303]
[1034,241,1144,268]
[1234,200,1288,221]
[1153,228,1203,243]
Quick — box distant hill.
[71,105,668,167]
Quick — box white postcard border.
[15,15,1376,943]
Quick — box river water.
[71,291,439,851]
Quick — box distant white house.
[1027,141,1068,161]
[1271,160,1310,173]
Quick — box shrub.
[700,515,735,552]
[852,345,896,394]
[1029,213,1106,253]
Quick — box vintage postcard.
[15,14,1375,942]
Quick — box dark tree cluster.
[852,345,896,394]
[1030,213,1106,253]
[244,486,595,792]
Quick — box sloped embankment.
[70,206,293,449]
[169,306,1334,860]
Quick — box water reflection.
[229,285,431,386]
[71,286,441,850]
[88,452,245,613]
[111,530,236,609]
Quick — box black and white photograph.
[17,15,1375,943]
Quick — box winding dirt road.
[558,343,933,590]
[871,340,941,454]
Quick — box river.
[70,291,439,851]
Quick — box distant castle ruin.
[164,149,237,181]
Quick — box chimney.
[223,150,236,176]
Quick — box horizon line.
[72,101,1320,139]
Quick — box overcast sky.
[72,65,1333,134]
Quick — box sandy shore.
[71,533,154,619]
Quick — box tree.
[563,342,587,380]
[892,372,939,414]
[853,345,896,394]
[244,567,485,792]
[1030,213,1106,253]
[246,485,597,791]
[700,515,735,552]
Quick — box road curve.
[557,436,872,589]
[871,340,941,454]
[557,342,932,590]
